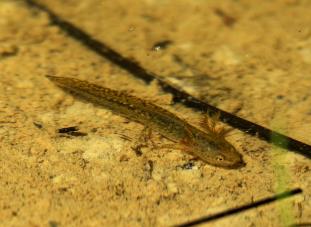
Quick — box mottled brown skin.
[46,75,245,169]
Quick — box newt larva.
[47,75,245,169]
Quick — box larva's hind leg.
[131,126,156,156]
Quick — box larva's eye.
[216,155,224,161]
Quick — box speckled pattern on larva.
[46,75,245,169]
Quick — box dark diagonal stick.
[174,188,302,227]
[24,0,311,159]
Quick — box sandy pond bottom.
[0,0,310,226]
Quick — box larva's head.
[188,133,245,169]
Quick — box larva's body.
[47,76,244,169]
